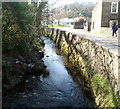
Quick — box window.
[111,2,118,14]
[92,22,94,29]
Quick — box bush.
[2,2,36,54]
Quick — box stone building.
[91,0,119,36]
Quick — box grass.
[47,25,69,28]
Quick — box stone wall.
[41,27,120,107]
[91,1,119,35]
[101,2,118,27]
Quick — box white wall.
[91,1,102,34]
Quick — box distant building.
[53,19,59,25]
[91,0,119,36]
[59,18,74,27]
[53,18,75,27]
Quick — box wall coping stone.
[50,27,119,57]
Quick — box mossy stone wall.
[42,27,120,107]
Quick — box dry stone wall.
[42,28,120,106]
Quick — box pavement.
[54,27,120,56]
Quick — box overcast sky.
[48,0,97,7]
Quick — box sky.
[48,0,98,8]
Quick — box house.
[53,18,75,27]
[91,0,119,36]
[53,19,59,25]
[59,18,74,27]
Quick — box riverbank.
[2,37,48,94]
[3,36,95,108]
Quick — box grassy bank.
[48,25,69,28]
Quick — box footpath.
[55,27,120,56]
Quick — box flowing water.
[3,36,95,108]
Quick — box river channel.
[3,36,95,108]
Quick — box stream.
[2,36,95,108]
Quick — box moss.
[91,73,120,108]
[32,37,44,51]
[76,57,120,108]
[61,43,69,55]
[60,40,120,108]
